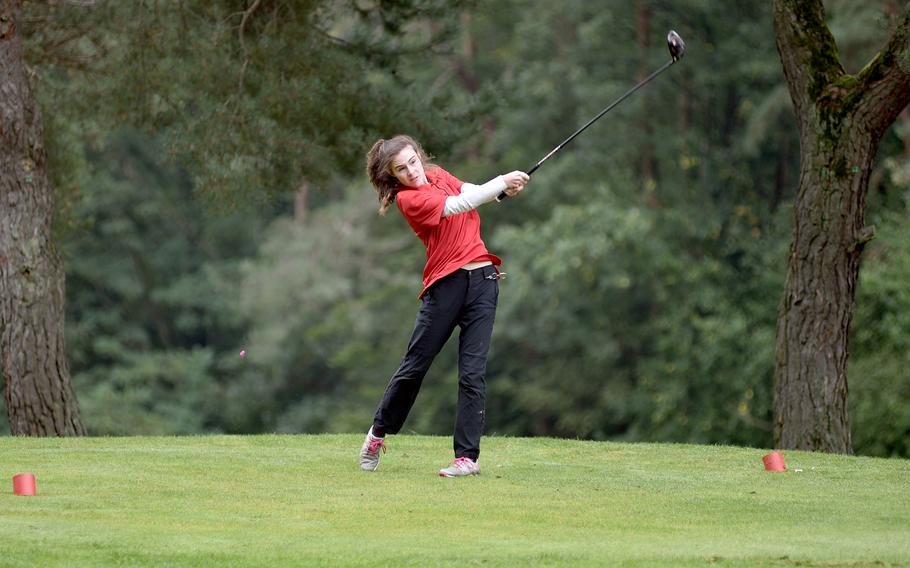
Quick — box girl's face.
[390,145,428,188]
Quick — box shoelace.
[452,457,473,468]
[367,438,386,455]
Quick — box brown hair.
[366,135,434,215]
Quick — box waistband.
[460,260,494,271]
[453,264,499,279]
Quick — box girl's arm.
[442,176,507,216]
[442,171,528,216]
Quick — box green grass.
[0,435,908,567]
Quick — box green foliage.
[62,129,266,434]
[231,185,423,433]
[23,0,466,202]
[825,0,898,73]
[77,348,219,435]
[10,0,470,435]
[5,1,906,457]
[440,1,793,446]
[489,177,787,446]
[850,209,910,457]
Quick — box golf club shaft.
[498,57,677,201]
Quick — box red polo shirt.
[396,167,501,298]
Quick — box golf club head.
[667,30,686,61]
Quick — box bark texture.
[0,1,85,435]
[772,0,910,453]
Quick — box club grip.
[497,163,539,201]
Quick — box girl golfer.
[360,135,529,477]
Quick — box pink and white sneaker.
[438,456,480,477]
[359,429,386,471]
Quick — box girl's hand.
[503,171,529,197]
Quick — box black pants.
[373,264,499,461]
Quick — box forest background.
[2,0,908,458]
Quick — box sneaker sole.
[438,470,479,477]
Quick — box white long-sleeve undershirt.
[442,176,508,217]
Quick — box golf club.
[498,30,686,201]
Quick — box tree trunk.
[294,180,309,224]
[773,130,876,453]
[0,1,85,436]
[635,0,656,191]
[772,0,910,453]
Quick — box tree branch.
[239,0,262,51]
[854,7,910,138]
[772,0,845,114]
[238,0,262,91]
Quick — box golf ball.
[239,350,246,358]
